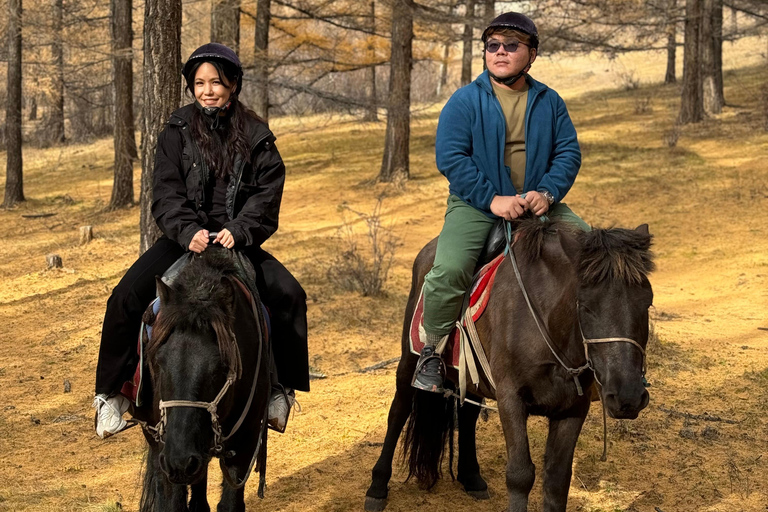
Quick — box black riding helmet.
[182,42,243,95]
[482,12,539,50]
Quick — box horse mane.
[146,249,243,379]
[512,215,577,264]
[577,228,655,285]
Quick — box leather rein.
[503,221,647,397]
[137,282,267,490]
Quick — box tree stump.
[79,225,94,245]
[46,254,63,269]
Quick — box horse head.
[145,251,244,485]
[576,224,655,419]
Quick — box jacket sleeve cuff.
[178,223,203,251]
[222,222,250,248]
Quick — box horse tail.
[401,388,456,489]
[139,444,159,512]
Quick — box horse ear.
[156,276,172,304]
[635,224,650,236]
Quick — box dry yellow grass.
[0,38,767,511]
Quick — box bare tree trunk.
[437,42,450,97]
[702,0,724,114]
[378,0,412,183]
[50,0,65,143]
[110,0,136,209]
[729,6,737,34]
[679,0,704,124]
[484,0,494,21]
[253,0,271,120]
[482,0,493,70]
[763,81,768,132]
[29,95,37,121]
[211,0,241,53]
[764,39,768,131]
[4,0,24,207]
[665,0,677,83]
[461,0,475,86]
[363,0,378,122]
[140,0,182,253]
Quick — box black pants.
[95,237,310,395]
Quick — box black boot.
[411,346,445,393]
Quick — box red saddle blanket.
[409,254,504,370]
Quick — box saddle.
[120,251,272,407]
[409,219,507,401]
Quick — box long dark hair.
[184,60,263,180]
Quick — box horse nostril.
[159,453,169,475]
[185,455,202,477]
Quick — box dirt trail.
[1,39,767,512]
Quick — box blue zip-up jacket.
[435,70,581,217]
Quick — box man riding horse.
[412,12,590,393]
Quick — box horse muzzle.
[602,387,649,420]
[159,450,209,485]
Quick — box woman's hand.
[490,195,529,221]
[214,228,235,249]
[189,229,210,253]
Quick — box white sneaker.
[268,388,296,433]
[93,393,130,439]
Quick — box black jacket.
[151,103,285,250]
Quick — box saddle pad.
[409,254,504,370]
[120,297,159,406]
[120,279,271,406]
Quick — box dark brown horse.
[365,217,654,512]
[132,248,272,512]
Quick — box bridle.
[576,301,647,388]
[136,282,267,489]
[504,221,647,396]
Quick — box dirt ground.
[1,39,767,512]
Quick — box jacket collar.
[168,102,274,150]
[474,69,547,97]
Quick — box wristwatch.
[539,189,555,206]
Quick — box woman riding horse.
[92,43,309,438]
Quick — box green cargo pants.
[422,194,590,338]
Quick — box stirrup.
[411,353,446,393]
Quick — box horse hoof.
[465,488,490,500]
[364,496,388,511]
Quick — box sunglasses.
[485,40,529,53]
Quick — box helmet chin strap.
[195,100,233,130]
[488,55,532,88]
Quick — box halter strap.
[143,279,266,489]
[505,223,590,394]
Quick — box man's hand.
[189,229,210,254]
[525,191,550,216]
[490,195,529,221]
[213,228,235,249]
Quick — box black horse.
[366,217,654,512]
[131,248,272,512]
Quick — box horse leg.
[541,413,588,512]
[365,372,417,512]
[140,441,189,512]
[456,399,489,499]
[153,478,189,511]
[188,466,211,512]
[218,480,245,512]
[497,392,535,512]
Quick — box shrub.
[327,196,400,296]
